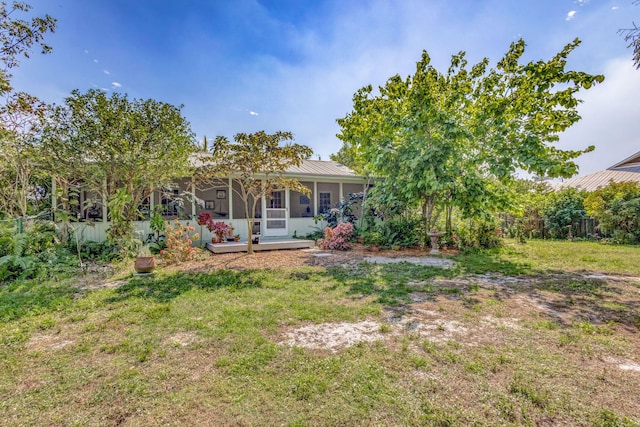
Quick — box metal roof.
[190,154,361,179]
[610,149,640,169]
[284,159,359,177]
[556,165,640,192]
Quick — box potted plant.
[226,225,235,242]
[134,244,156,274]
[207,219,229,243]
[197,211,212,226]
[233,234,240,242]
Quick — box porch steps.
[205,239,316,254]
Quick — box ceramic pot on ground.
[134,256,156,274]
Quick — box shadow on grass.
[326,248,640,331]
[454,248,532,275]
[325,249,530,306]
[326,261,458,306]
[0,279,78,323]
[107,269,264,303]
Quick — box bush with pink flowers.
[319,221,354,251]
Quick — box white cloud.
[557,57,640,176]
[566,10,577,20]
[612,6,619,10]
[103,69,111,75]
[249,111,259,116]
[111,82,121,88]
[84,49,88,54]
[93,59,99,63]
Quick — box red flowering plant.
[197,211,212,226]
[319,221,354,251]
[207,219,230,241]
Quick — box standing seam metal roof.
[555,149,640,192]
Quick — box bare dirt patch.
[26,334,74,352]
[161,244,455,273]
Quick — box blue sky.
[11,0,640,176]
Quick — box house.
[60,159,370,243]
[554,149,640,192]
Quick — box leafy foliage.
[337,39,603,242]
[159,220,200,264]
[41,89,196,251]
[584,181,640,244]
[541,187,587,239]
[376,216,422,249]
[0,2,56,217]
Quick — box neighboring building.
[60,159,370,243]
[555,149,640,192]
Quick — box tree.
[0,1,56,95]
[619,0,640,69]
[42,89,196,250]
[336,39,603,244]
[195,131,312,254]
[0,2,56,217]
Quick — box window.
[319,192,331,214]
[270,191,283,209]
[161,188,180,216]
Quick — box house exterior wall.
[73,173,368,243]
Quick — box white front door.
[263,190,288,237]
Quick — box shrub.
[377,216,421,248]
[160,220,200,264]
[319,222,354,251]
[584,181,640,244]
[455,218,503,250]
[542,188,587,239]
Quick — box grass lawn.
[1,240,639,426]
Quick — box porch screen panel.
[290,181,314,218]
[317,183,339,214]
[232,180,261,219]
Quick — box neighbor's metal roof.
[556,164,640,192]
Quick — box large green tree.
[195,130,312,254]
[0,1,56,218]
[336,39,603,242]
[42,89,196,247]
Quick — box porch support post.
[191,177,196,219]
[313,181,318,216]
[285,187,290,220]
[339,182,344,203]
[228,176,233,219]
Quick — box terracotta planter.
[134,256,156,274]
